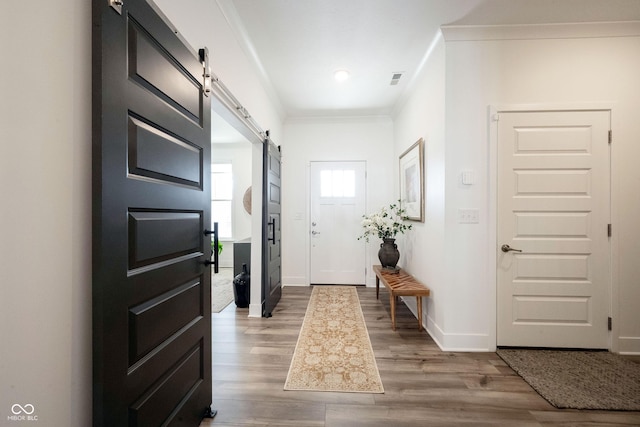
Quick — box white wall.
[392,35,448,347]
[440,28,640,351]
[0,1,91,425]
[282,117,395,287]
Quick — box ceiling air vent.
[390,72,403,86]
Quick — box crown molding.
[284,114,393,125]
[441,21,640,41]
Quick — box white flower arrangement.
[358,201,412,242]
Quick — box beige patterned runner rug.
[284,286,384,393]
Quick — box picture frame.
[399,138,424,222]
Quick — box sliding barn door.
[92,0,212,425]
[262,139,282,317]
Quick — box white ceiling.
[217,0,640,119]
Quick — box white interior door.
[497,110,610,349]
[310,161,366,285]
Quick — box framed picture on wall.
[399,138,424,222]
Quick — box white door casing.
[310,161,366,285]
[497,110,611,349]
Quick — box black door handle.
[204,223,219,273]
[268,218,276,244]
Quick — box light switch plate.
[461,171,474,185]
[458,208,479,224]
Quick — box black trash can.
[233,263,250,308]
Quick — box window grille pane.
[343,170,355,197]
[212,200,232,239]
[211,162,233,238]
[212,172,233,199]
[332,170,344,197]
[320,168,356,198]
[320,170,332,197]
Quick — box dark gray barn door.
[92,1,212,425]
[262,138,282,317]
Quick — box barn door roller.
[199,48,212,96]
[108,0,123,14]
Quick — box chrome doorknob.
[501,244,522,253]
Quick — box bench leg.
[389,293,396,331]
[376,277,380,300]
[416,296,423,331]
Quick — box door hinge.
[608,224,612,237]
[108,0,123,14]
[608,130,612,144]
[198,47,211,97]
[492,113,500,122]
[608,316,612,331]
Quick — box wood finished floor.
[200,286,640,427]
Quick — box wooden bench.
[373,265,431,331]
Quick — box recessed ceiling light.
[334,69,350,82]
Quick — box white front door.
[310,161,366,285]
[497,110,611,349]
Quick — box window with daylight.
[320,169,356,198]
[211,163,233,239]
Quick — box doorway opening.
[210,111,255,312]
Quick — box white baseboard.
[402,297,491,352]
[282,276,374,287]
[618,336,640,354]
[282,276,306,286]
[248,303,261,318]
